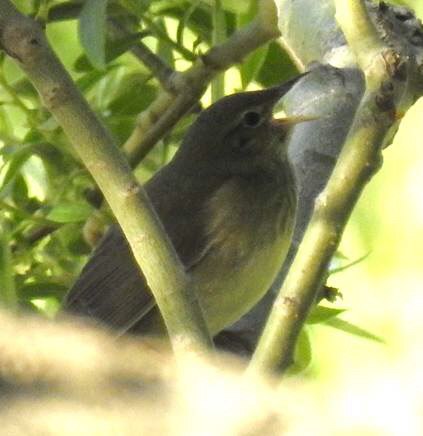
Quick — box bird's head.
[173,74,312,179]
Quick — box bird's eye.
[242,110,262,128]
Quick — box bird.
[64,74,308,338]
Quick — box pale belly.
[193,230,291,335]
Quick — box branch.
[20,1,279,250]
[123,0,280,164]
[248,0,410,373]
[335,0,384,76]
[0,0,212,353]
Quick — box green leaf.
[76,69,110,92]
[201,0,250,14]
[156,20,175,69]
[12,78,38,98]
[240,45,269,89]
[57,223,91,256]
[74,33,144,72]
[47,202,94,224]
[288,327,312,374]
[20,299,45,314]
[256,42,298,87]
[18,282,68,300]
[307,306,346,324]
[8,0,33,15]
[222,0,250,13]
[325,318,385,344]
[23,129,44,143]
[11,174,30,209]
[0,105,13,138]
[78,0,108,70]
[330,252,371,274]
[107,74,156,115]
[0,222,17,308]
[236,0,269,88]
[118,0,152,17]
[157,4,212,43]
[0,145,34,193]
[107,114,138,143]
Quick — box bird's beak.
[271,115,319,126]
[275,72,309,97]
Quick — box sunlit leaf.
[240,46,269,89]
[307,306,346,324]
[0,222,17,308]
[0,145,34,193]
[0,105,13,137]
[20,299,44,314]
[47,203,94,224]
[330,252,371,274]
[288,327,313,374]
[157,19,175,69]
[201,0,250,14]
[237,0,269,88]
[325,318,385,344]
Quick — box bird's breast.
[191,175,296,334]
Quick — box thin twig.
[124,0,280,165]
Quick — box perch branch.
[248,0,406,374]
[0,0,212,354]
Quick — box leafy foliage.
[0,0,381,370]
[0,0,296,317]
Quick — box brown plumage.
[64,76,305,336]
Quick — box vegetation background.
[0,0,422,432]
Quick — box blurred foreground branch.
[0,309,300,435]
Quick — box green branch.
[335,0,384,79]
[248,0,411,374]
[0,0,212,354]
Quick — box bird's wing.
[64,225,155,333]
[64,163,214,334]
